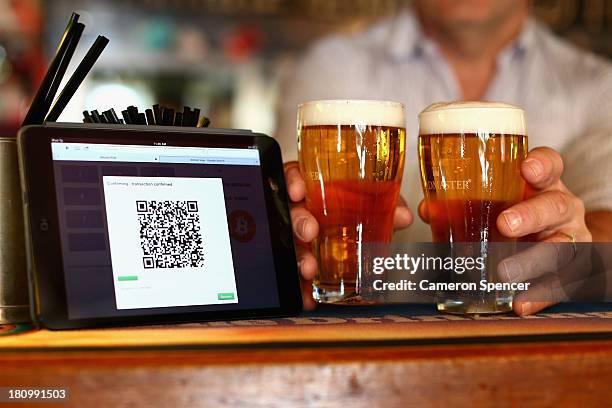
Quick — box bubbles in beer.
[298,100,406,303]
[418,101,529,314]
[418,102,528,243]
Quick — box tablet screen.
[50,139,280,319]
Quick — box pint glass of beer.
[298,100,406,304]
[418,102,528,314]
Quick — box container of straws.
[83,104,211,128]
[21,11,211,129]
[1,12,111,324]
[1,11,214,325]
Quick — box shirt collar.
[513,16,538,55]
[385,10,423,62]
[496,17,538,67]
[386,10,539,62]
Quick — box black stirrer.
[94,110,108,123]
[162,108,174,126]
[192,108,200,127]
[82,110,93,123]
[109,108,120,124]
[102,110,115,124]
[22,12,80,126]
[43,23,85,116]
[46,35,110,122]
[174,112,183,126]
[145,109,155,125]
[52,12,80,54]
[92,110,104,123]
[121,110,131,124]
[182,106,191,126]
[153,104,162,125]
[127,106,138,124]
[90,110,101,123]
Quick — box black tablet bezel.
[18,124,302,329]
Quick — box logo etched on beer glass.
[297,100,406,304]
[418,102,528,314]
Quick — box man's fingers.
[521,147,564,191]
[511,251,596,316]
[497,239,592,285]
[394,204,413,230]
[284,162,318,310]
[297,246,317,281]
[418,200,430,224]
[497,190,577,237]
[497,242,573,283]
[513,299,557,316]
[513,273,569,315]
[301,279,316,311]
[284,162,306,203]
[291,206,319,243]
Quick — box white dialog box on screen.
[102,176,238,309]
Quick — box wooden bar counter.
[0,304,610,407]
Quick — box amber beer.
[298,100,406,303]
[418,102,528,314]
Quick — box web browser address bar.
[158,154,260,165]
[204,148,259,158]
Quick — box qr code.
[137,200,204,269]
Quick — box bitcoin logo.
[228,210,256,242]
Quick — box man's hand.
[284,161,413,310]
[495,147,592,315]
[495,147,591,243]
[418,147,593,316]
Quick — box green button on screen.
[118,276,138,281]
[217,293,235,300]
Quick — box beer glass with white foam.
[418,102,528,314]
[298,100,406,304]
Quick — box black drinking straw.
[162,108,174,126]
[102,110,115,124]
[84,103,208,127]
[182,106,191,126]
[43,22,85,113]
[153,104,162,125]
[109,108,120,124]
[192,108,201,127]
[145,109,155,125]
[94,110,107,123]
[121,110,131,124]
[90,110,102,123]
[22,13,80,126]
[82,110,93,123]
[174,112,183,126]
[46,35,110,122]
[127,106,138,123]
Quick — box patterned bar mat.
[0,304,610,350]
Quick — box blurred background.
[1,0,611,135]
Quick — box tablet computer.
[18,124,301,329]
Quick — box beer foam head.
[418,101,526,135]
[298,99,405,128]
